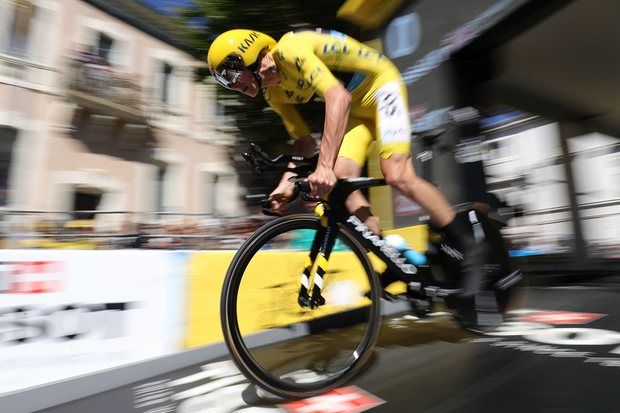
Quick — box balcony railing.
[67,53,145,121]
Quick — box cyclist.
[207,29,487,328]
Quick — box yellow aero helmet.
[207,29,276,90]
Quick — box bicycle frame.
[296,177,453,309]
[240,144,463,308]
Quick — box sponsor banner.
[0,250,186,395]
[184,251,233,348]
[184,251,380,349]
[0,261,64,294]
[279,386,385,413]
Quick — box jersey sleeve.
[264,88,311,139]
[276,44,340,97]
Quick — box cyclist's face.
[232,70,260,97]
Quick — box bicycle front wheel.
[221,214,381,399]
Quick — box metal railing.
[67,54,143,111]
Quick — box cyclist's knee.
[384,171,402,189]
[383,156,422,193]
[384,165,419,192]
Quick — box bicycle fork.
[297,203,337,309]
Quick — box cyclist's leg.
[372,80,455,226]
[375,81,484,325]
[335,116,381,235]
[379,156,481,290]
[380,154,454,227]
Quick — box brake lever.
[301,193,321,203]
[260,198,282,217]
[288,177,322,203]
[259,185,301,217]
[288,177,310,192]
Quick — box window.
[7,0,36,57]
[161,62,173,104]
[97,32,114,63]
[154,163,167,212]
[385,13,421,59]
[0,128,16,207]
[206,173,219,215]
[73,189,102,219]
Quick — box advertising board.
[0,250,185,395]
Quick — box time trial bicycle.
[220,143,522,399]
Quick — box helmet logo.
[237,31,261,54]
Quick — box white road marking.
[135,396,174,409]
[171,375,247,401]
[169,364,239,387]
[134,380,169,389]
[177,383,285,413]
[134,390,174,405]
[200,360,239,372]
[144,404,176,413]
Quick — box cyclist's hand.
[268,181,296,212]
[308,166,337,198]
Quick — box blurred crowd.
[2,211,618,258]
[0,214,270,250]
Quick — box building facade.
[0,0,244,226]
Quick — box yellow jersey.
[265,29,411,164]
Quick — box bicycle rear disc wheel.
[221,214,381,399]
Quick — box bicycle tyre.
[221,214,382,399]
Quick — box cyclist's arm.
[319,84,351,170]
[292,50,351,195]
[270,46,352,172]
[277,48,351,172]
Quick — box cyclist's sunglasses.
[214,54,246,89]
